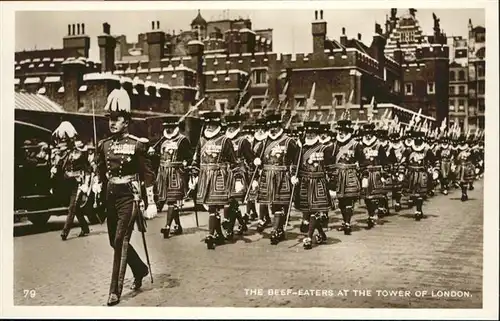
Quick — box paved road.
[14,180,483,308]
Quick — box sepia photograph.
[1,1,498,319]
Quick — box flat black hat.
[162,116,181,127]
[335,119,354,133]
[303,121,321,133]
[361,123,376,133]
[266,114,282,127]
[225,114,244,126]
[201,111,223,124]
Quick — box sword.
[132,181,153,284]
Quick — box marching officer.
[190,111,238,249]
[291,121,334,249]
[317,123,335,228]
[223,114,253,239]
[387,131,407,212]
[454,135,476,201]
[51,121,91,240]
[241,123,259,221]
[376,128,393,215]
[435,135,454,195]
[253,113,299,245]
[403,130,434,220]
[328,120,362,235]
[94,87,156,306]
[149,116,193,239]
[358,123,388,228]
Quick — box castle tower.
[191,10,208,41]
[147,21,165,69]
[312,10,327,56]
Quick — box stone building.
[467,19,485,130]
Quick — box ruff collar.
[362,136,378,147]
[163,127,179,140]
[226,127,241,139]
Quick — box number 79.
[23,289,36,298]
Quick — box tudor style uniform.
[454,136,475,201]
[254,113,299,245]
[154,116,192,239]
[358,123,388,228]
[241,123,259,221]
[387,132,407,211]
[328,120,362,235]
[292,121,334,249]
[223,114,254,239]
[51,122,91,240]
[191,111,238,249]
[95,88,155,306]
[402,131,434,220]
[434,136,455,195]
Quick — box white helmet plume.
[104,87,131,113]
[52,121,78,141]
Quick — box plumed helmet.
[52,121,78,142]
[104,87,131,116]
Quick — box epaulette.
[127,134,149,144]
[97,136,112,149]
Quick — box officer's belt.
[201,163,229,170]
[364,165,383,172]
[263,165,288,171]
[108,174,138,185]
[159,160,183,167]
[65,171,84,177]
[333,164,357,170]
[298,170,325,178]
[408,165,425,170]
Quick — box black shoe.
[161,226,170,239]
[315,233,326,245]
[299,220,309,233]
[215,233,226,245]
[78,230,89,237]
[442,189,448,195]
[256,219,267,233]
[367,217,375,229]
[415,211,423,221]
[224,230,234,241]
[172,225,183,235]
[343,223,352,235]
[107,293,120,306]
[236,224,248,235]
[130,268,149,290]
[469,184,474,191]
[60,231,68,241]
[302,237,312,250]
[249,213,258,221]
[205,235,216,250]
[270,229,285,245]
[242,214,250,225]
[461,194,468,202]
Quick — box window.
[478,82,485,95]
[458,99,465,111]
[478,100,485,113]
[450,71,456,81]
[458,70,466,81]
[215,99,228,112]
[449,86,455,95]
[458,86,465,95]
[251,69,268,85]
[478,117,485,129]
[333,94,344,106]
[427,82,435,94]
[295,96,306,108]
[477,65,485,78]
[405,82,413,95]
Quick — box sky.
[15,8,485,61]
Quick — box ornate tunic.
[435,145,455,179]
[255,133,299,205]
[247,136,267,202]
[328,139,362,199]
[192,134,236,205]
[294,142,334,212]
[403,144,433,197]
[156,134,192,202]
[359,140,388,199]
[455,147,475,183]
[227,134,255,202]
[96,133,155,201]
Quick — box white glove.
[235,181,244,193]
[329,190,337,199]
[361,177,369,188]
[291,176,299,185]
[79,184,89,194]
[50,167,57,175]
[475,168,480,174]
[147,147,155,155]
[92,182,102,194]
[398,174,404,182]
[188,177,197,190]
[145,202,158,219]
[451,164,457,172]
[381,177,386,184]
[432,170,439,180]
[251,180,259,190]
[253,157,262,167]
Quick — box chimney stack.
[315,10,318,20]
[320,10,323,20]
[77,23,80,35]
[72,24,75,36]
[357,33,361,41]
[82,23,85,34]
[68,24,71,35]
[151,21,155,30]
[156,21,160,29]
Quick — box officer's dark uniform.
[96,88,154,306]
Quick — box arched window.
[458,70,465,81]
[450,71,456,81]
